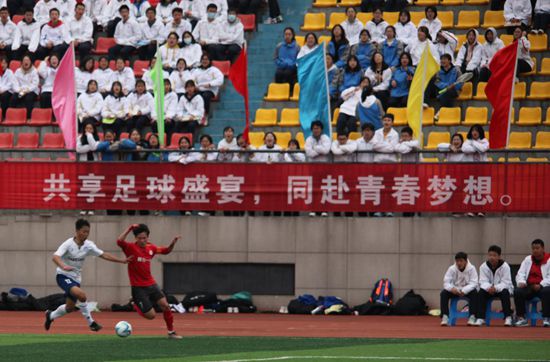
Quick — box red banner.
[1,162,549,212]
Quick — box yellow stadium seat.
[546,108,550,125]
[248,132,265,148]
[387,107,407,126]
[340,0,361,6]
[530,34,548,52]
[455,34,466,51]
[357,12,369,25]
[534,132,550,149]
[465,0,489,4]
[274,132,292,147]
[302,13,326,31]
[517,107,542,126]
[326,12,346,30]
[497,157,521,162]
[458,82,473,100]
[410,12,424,26]
[482,10,505,28]
[425,132,451,150]
[527,82,549,100]
[415,0,438,5]
[279,108,300,127]
[349,132,361,140]
[519,57,537,76]
[436,107,461,126]
[384,12,399,25]
[264,83,290,101]
[441,0,463,5]
[539,58,550,75]
[290,83,300,101]
[422,157,441,163]
[473,82,487,100]
[500,34,514,46]
[318,35,331,44]
[439,11,454,28]
[422,107,435,126]
[463,107,488,125]
[508,132,532,149]
[514,82,526,100]
[253,108,277,126]
[332,108,339,126]
[526,157,548,162]
[456,10,480,29]
[295,36,305,47]
[313,0,337,7]
[295,132,305,148]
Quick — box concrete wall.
[1,215,549,311]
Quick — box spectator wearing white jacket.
[255,132,283,163]
[394,126,420,163]
[142,58,170,92]
[513,239,550,327]
[10,55,39,118]
[477,245,514,327]
[0,56,15,118]
[88,0,107,24]
[405,26,439,66]
[108,5,142,61]
[76,121,100,161]
[454,28,483,75]
[101,81,128,138]
[198,0,227,20]
[193,4,223,58]
[37,54,59,108]
[365,51,392,109]
[130,0,151,23]
[504,0,532,28]
[283,139,306,163]
[175,80,204,135]
[336,77,370,133]
[418,6,442,41]
[192,54,224,113]
[67,3,93,60]
[157,0,176,25]
[533,0,550,33]
[138,7,165,60]
[462,124,489,162]
[34,0,59,25]
[160,32,183,70]
[92,56,114,95]
[169,58,194,96]
[305,120,331,162]
[394,10,416,47]
[437,133,466,162]
[218,9,244,62]
[163,7,192,39]
[479,27,505,82]
[180,0,203,25]
[75,58,95,96]
[217,126,239,161]
[356,123,376,163]
[365,8,388,44]
[180,31,203,68]
[126,79,154,133]
[341,7,364,46]
[435,30,458,63]
[0,7,19,61]
[331,131,358,162]
[168,134,197,164]
[151,79,178,137]
[297,32,319,59]
[513,27,534,75]
[100,0,133,36]
[35,8,71,60]
[197,134,219,162]
[14,9,40,60]
[109,57,136,95]
[440,252,479,326]
[77,79,104,128]
[372,113,399,163]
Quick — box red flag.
[228,47,250,142]
[485,41,518,149]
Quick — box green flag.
[150,47,165,147]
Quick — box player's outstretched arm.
[100,252,134,264]
[163,236,181,254]
[52,255,74,271]
[117,224,139,243]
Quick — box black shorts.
[131,284,165,313]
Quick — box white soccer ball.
[115,321,132,338]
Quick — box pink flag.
[52,44,76,153]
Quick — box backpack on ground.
[287,294,318,314]
[369,278,393,306]
[392,289,428,315]
[181,291,219,309]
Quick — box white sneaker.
[184,211,192,216]
[79,210,86,216]
[87,210,94,216]
[474,318,485,326]
[197,212,209,216]
[309,212,316,217]
[514,317,529,327]
[467,315,477,326]
[504,316,513,326]
[321,212,328,217]
[543,318,550,327]
[441,314,449,326]
[386,212,394,217]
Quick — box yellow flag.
[406,45,440,148]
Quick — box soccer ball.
[115,321,132,338]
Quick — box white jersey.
[54,237,103,283]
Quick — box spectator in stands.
[356,122,376,163]
[233,133,255,162]
[341,7,363,46]
[180,31,202,69]
[198,0,228,20]
[180,0,202,28]
[378,25,402,68]
[255,131,283,163]
[440,252,479,327]
[92,56,113,95]
[36,8,70,60]
[157,0,176,25]
[395,10,416,47]
[263,0,283,24]
[372,113,398,162]
[77,79,103,131]
[76,120,100,161]
[513,27,534,76]
[454,29,482,78]
[143,58,169,93]
[75,56,94,95]
[297,32,318,59]
[192,53,223,114]
[14,8,39,61]
[68,3,93,61]
[305,120,331,162]
[176,79,204,135]
[160,32,182,70]
[89,0,108,25]
[357,84,384,129]
[109,57,135,95]
[0,7,18,61]
[504,0,532,31]
[365,51,392,109]
[332,130,357,162]
[164,7,192,39]
[406,26,438,66]
[328,24,350,69]
[435,30,458,63]
[37,54,59,108]
[130,0,151,23]
[121,128,149,161]
[0,56,14,118]
[283,139,306,162]
[365,8,388,45]
[532,0,550,34]
[395,126,420,162]
[428,53,462,107]
[34,0,59,25]
[168,135,196,163]
[193,3,223,59]
[151,79,177,138]
[198,134,218,161]
[388,52,414,108]
[139,7,165,61]
[513,239,550,327]
[101,0,133,37]
[170,58,194,97]
[95,129,120,161]
[479,28,504,82]
[10,54,38,118]
[462,124,489,162]
[337,76,370,133]
[219,8,244,62]
[351,29,374,70]
[101,80,127,138]
[126,79,153,133]
[217,126,239,161]
[108,5,141,61]
[476,245,514,327]
[418,6,441,41]
[333,55,362,100]
[437,133,465,162]
[146,133,164,162]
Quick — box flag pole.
[71,42,77,158]
[506,41,520,150]
[322,42,332,139]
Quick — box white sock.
[78,302,95,326]
[50,304,68,320]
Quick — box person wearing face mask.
[197,0,227,20]
[138,7,165,61]
[192,3,223,60]
[218,8,244,62]
[180,31,202,68]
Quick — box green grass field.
[1,334,549,362]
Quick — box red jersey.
[117,239,169,287]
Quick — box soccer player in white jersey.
[45,219,132,331]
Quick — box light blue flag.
[297,44,331,140]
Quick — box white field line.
[206,356,548,362]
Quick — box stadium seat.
[415,0,439,5]
[167,133,193,149]
[519,57,537,76]
[425,132,450,150]
[384,12,399,25]
[458,82,473,100]
[455,34,467,51]
[279,108,300,127]
[132,60,149,78]
[332,108,339,126]
[8,60,20,73]
[302,13,326,31]
[340,0,361,6]
[145,132,167,145]
[534,132,550,149]
[41,133,65,149]
[119,132,129,140]
[508,132,532,149]
[264,83,290,101]
[0,132,14,148]
[387,107,407,126]
[313,0,338,7]
[463,107,488,125]
[527,82,549,100]
[356,12,369,24]
[482,10,505,28]
[539,58,550,75]
[327,12,346,29]
[290,83,300,101]
[238,14,256,31]
[295,36,305,47]
[421,157,440,163]
[274,132,292,147]
[546,108,550,125]
[456,11,480,29]
[473,82,487,100]
[530,34,548,52]
[497,157,521,162]
[465,0,488,4]
[438,11,454,29]
[296,132,305,148]
[212,60,230,77]
[440,0,463,4]
[93,37,116,55]
[3,108,27,125]
[526,157,548,162]
[436,107,461,126]
[422,107,435,126]
[318,35,331,44]
[517,107,542,126]
[253,108,278,127]
[514,82,527,100]
[248,131,264,148]
[410,12,424,26]
[349,132,361,140]
[500,34,514,46]
[14,132,39,149]
[29,108,53,126]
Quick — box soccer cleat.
[440,315,449,326]
[474,318,485,327]
[44,310,53,331]
[543,318,550,327]
[467,315,477,326]
[89,321,103,332]
[514,318,528,327]
[168,331,183,339]
[504,316,513,327]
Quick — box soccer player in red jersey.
[116,223,182,339]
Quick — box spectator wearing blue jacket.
[95,130,120,161]
[388,52,415,108]
[120,129,150,161]
[328,24,350,69]
[274,27,300,87]
[332,55,363,99]
[378,26,404,68]
[428,53,463,107]
[350,29,374,70]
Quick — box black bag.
[33,294,66,311]
[111,302,134,312]
[392,289,428,316]
[353,301,392,315]
[181,291,219,309]
[0,292,38,311]
[287,299,317,314]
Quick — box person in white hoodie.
[160,32,183,70]
[0,56,15,118]
[365,51,392,109]
[138,7,165,60]
[418,6,442,41]
[35,8,71,60]
[151,79,178,138]
[532,0,550,33]
[504,0,532,29]
[283,138,306,162]
[479,28,505,82]
[67,3,93,61]
[255,131,283,163]
[331,130,358,162]
[180,31,203,69]
[192,3,223,59]
[394,10,416,48]
[461,124,489,162]
[217,126,239,161]
[305,120,331,162]
[91,56,113,95]
[192,53,224,114]
[14,9,40,61]
[100,0,132,36]
[168,135,197,164]
[130,0,151,24]
[372,113,399,163]
[440,252,479,326]
[365,8,388,45]
[109,57,136,95]
[126,79,154,133]
[101,80,128,138]
[175,79,204,135]
[513,27,534,75]
[197,134,219,162]
[157,0,176,25]
[37,54,59,108]
[337,76,370,133]
[169,58,194,96]
[437,133,465,162]
[77,79,103,130]
[0,7,19,61]
[75,56,94,95]
[513,239,550,327]
[297,32,318,59]
[405,26,439,66]
[394,126,420,163]
[34,0,59,25]
[434,30,458,63]
[356,122,376,163]
[476,245,514,327]
[454,28,483,77]
[340,7,364,47]
[10,54,39,119]
[108,5,142,61]
[218,8,244,62]
[76,120,100,161]
[163,7,192,40]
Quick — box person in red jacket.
[116,223,183,339]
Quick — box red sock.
[133,303,145,318]
[163,309,174,332]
